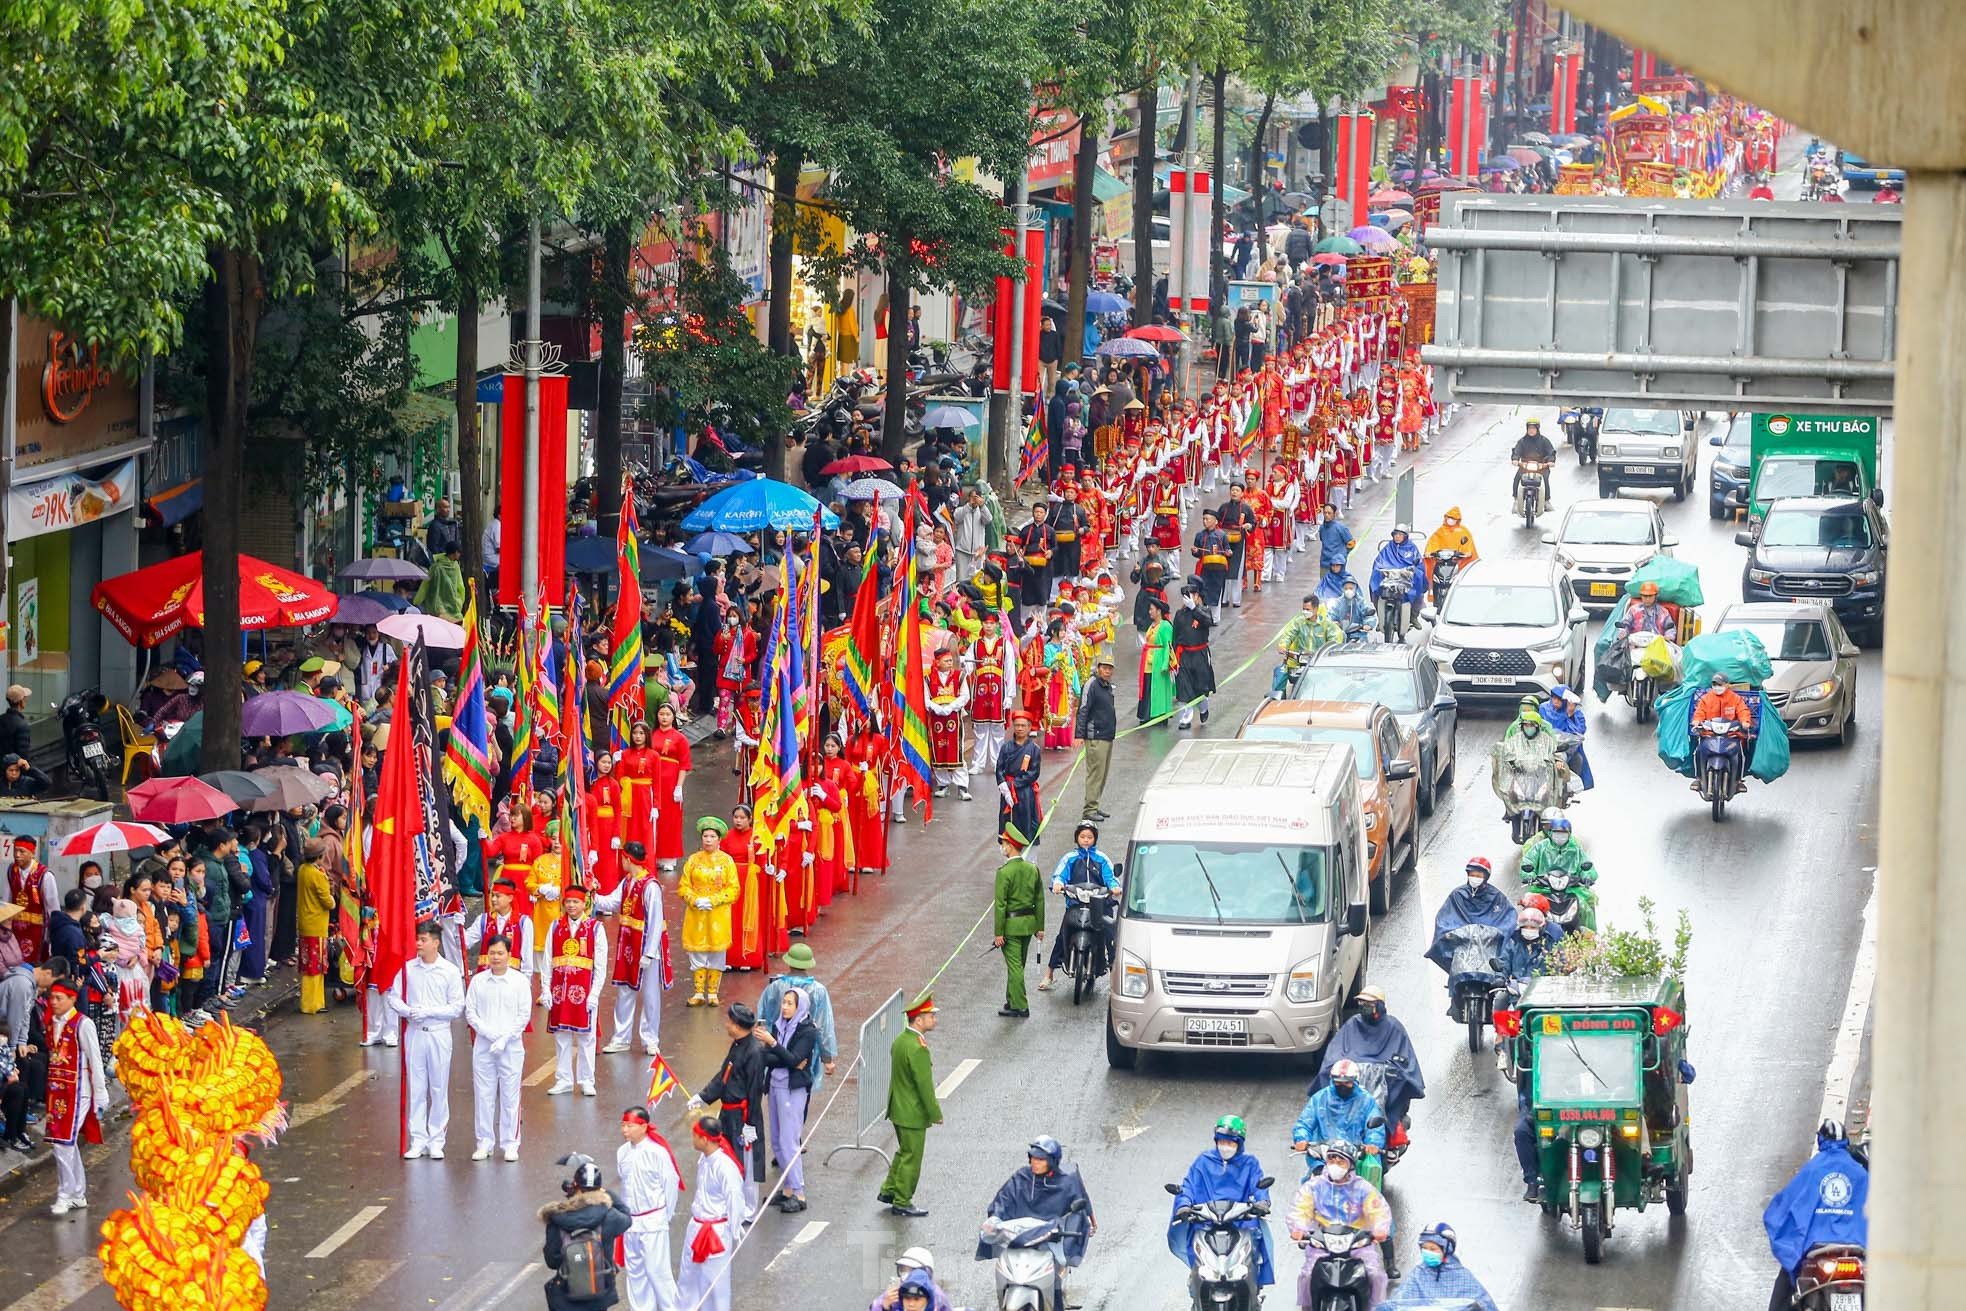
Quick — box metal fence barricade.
[824,988,906,1168]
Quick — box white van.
[1106,739,1370,1069]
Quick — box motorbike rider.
[1519,815,1596,889]
[1621,579,1679,642]
[1286,1141,1393,1305]
[1312,985,1424,1167]
[1496,906,1552,983]
[977,1136,1095,1290]
[1368,525,1427,631]
[1538,684,1593,791]
[1490,706,1568,819]
[1321,571,1374,639]
[1317,503,1356,571]
[1694,673,1757,795]
[1380,1221,1500,1311]
[1037,823,1118,992]
[1167,1115,1276,1290]
[1422,507,1478,579]
[1291,1059,1386,1177]
[1274,595,1344,695]
[1763,1120,1868,1311]
[1510,420,1558,507]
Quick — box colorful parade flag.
[1014,407,1046,487]
[367,643,427,1000]
[646,1053,681,1106]
[1237,385,1263,455]
[534,601,562,744]
[511,605,536,800]
[890,490,934,816]
[444,585,494,831]
[841,530,883,716]
[608,480,646,750]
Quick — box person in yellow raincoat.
[526,824,568,1005]
[677,817,740,1007]
[1423,507,1480,596]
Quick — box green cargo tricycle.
[1498,974,1693,1264]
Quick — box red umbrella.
[819,454,894,477]
[93,550,338,647]
[60,821,174,856]
[1369,188,1414,207]
[1124,324,1187,343]
[1311,253,1348,266]
[126,776,240,824]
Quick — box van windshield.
[1604,408,1680,436]
[1124,841,1329,924]
[1759,457,1862,502]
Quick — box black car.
[1708,414,1751,520]
[1738,495,1888,646]
[1297,641,1458,816]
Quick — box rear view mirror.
[1258,1176,1276,1189]
[1164,1183,1181,1195]
[1366,1115,1386,1130]
[1707,434,1722,446]
[1420,605,1439,623]
[1386,758,1417,781]
[1112,861,1125,881]
[1734,532,1755,548]
[1661,535,1679,548]
[1567,606,1588,625]
[1343,902,1367,937]
[1839,642,1860,659]
[1870,487,1885,508]
[1539,531,1556,545]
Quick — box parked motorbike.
[1375,566,1417,644]
[1061,883,1115,1005]
[1514,458,1553,530]
[981,1198,1088,1311]
[1428,550,1466,609]
[1793,1243,1865,1310]
[58,690,113,801]
[1695,717,1749,821]
[1561,407,1602,466]
[1296,1223,1380,1311]
[1165,1177,1274,1311]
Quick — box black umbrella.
[198,770,277,807]
[566,535,617,576]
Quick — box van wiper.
[1274,851,1313,924]
[1190,850,1226,925]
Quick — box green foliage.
[1547,897,1694,981]
[638,245,797,451]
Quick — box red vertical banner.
[990,227,1044,393]
[1350,113,1374,231]
[1562,55,1581,135]
[1448,78,1471,177]
[1332,113,1353,222]
[497,373,570,609]
[1473,65,1491,166]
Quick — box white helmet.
[896,1246,936,1274]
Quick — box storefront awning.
[1027,166,1129,204]
[145,478,203,529]
[1154,167,1251,204]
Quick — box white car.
[1542,499,1678,610]
[1423,557,1590,702]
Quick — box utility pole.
[0,297,13,690]
[1172,66,1200,391]
[1001,169,1031,495]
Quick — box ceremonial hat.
[697,816,729,836]
[905,994,938,1019]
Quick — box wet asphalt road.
[0,403,1877,1311]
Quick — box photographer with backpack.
[541,1153,632,1310]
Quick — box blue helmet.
[1548,816,1573,835]
[1027,1135,1064,1170]
[1418,1221,1458,1258]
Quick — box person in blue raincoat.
[1763,1120,1868,1310]
[978,1136,1095,1270]
[1167,1116,1275,1287]
[1368,525,1427,622]
[1424,857,1517,973]
[1377,1221,1499,1310]
[1291,1060,1387,1176]
[1320,569,1373,638]
[1317,503,1356,570]
[1538,684,1593,790]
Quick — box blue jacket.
[1494,930,1552,981]
[1764,1139,1868,1275]
[1368,539,1425,600]
[1050,848,1117,889]
[1168,1148,1275,1286]
[1376,1253,1499,1310]
[1325,589,1372,634]
[1291,1085,1387,1168]
[1318,519,1356,568]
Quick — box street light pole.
[520,213,543,609]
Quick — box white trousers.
[1370,441,1393,479]
[623,1222,683,1311]
[555,1027,596,1088]
[535,951,554,1002]
[612,965,663,1052]
[405,1026,452,1151]
[53,1135,86,1203]
[471,1037,524,1150]
[677,1223,734,1311]
[363,988,393,1044]
[970,722,1005,776]
[933,765,968,789]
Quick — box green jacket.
[1280,611,1345,658]
[1521,837,1596,885]
[887,1027,942,1129]
[993,858,1045,938]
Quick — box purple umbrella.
[338,556,427,582]
[1094,337,1161,359]
[332,592,407,626]
[241,690,343,737]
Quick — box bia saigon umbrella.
[94,551,339,647]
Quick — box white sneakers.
[50,1196,84,1216]
[503,1145,521,1163]
[403,1146,425,1160]
[578,1083,597,1097]
[472,1145,493,1161]
[547,1082,573,1096]
[601,1040,631,1054]
[428,1145,444,1160]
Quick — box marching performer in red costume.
[45,978,107,1216]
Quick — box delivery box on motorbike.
[1623,557,1705,609]
[1654,683,1791,782]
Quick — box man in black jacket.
[45,890,87,977]
[0,686,31,761]
[1076,652,1118,821]
[692,1002,769,1211]
[540,1154,632,1310]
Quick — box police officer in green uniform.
[992,824,1045,1017]
[879,994,942,1217]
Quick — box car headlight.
[1117,950,1149,999]
[1428,632,1461,652]
[1555,549,1576,569]
[1578,1127,1605,1149]
[1747,568,1775,585]
[1793,678,1838,703]
[1365,807,1383,833]
[1599,443,1618,457]
[1662,445,1681,460]
[1284,957,1321,1004]
[1715,462,1745,478]
[1852,569,1882,586]
[1531,636,1570,657]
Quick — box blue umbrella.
[922,405,979,429]
[641,546,695,583]
[565,535,619,575]
[680,479,839,534]
[1086,291,1129,314]
[686,531,754,557]
[1480,155,1524,172]
[1095,337,1160,359]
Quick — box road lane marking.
[935,1058,981,1099]
[525,1058,559,1087]
[762,1220,829,1273]
[301,1259,406,1310]
[290,1069,375,1128]
[13,1257,101,1311]
[306,1204,388,1258]
[481,1261,543,1307]
[1821,877,1878,1129]
[433,1259,543,1311]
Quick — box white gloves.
[740,1125,758,1148]
[802,852,814,867]
[693,898,713,911]
[539,884,561,901]
[999,783,1014,806]
[796,819,813,833]
[770,866,787,883]
[686,1096,705,1115]
[610,838,622,851]
[672,786,684,802]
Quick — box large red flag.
[366,648,426,998]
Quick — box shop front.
[9,316,146,726]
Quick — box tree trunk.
[1065,119,1095,369]
[1249,91,1276,263]
[594,221,631,538]
[1131,81,1158,327]
[200,246,260,772]
[1420,69,1443,170]
[765,150,800,483]
[881,263,912,465]
[1210,65,1229,306]
[455,261,485,600]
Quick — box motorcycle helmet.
[1026,1135,1064,1171]
[1818,1119,1848,1144]
[1518,893,1551,915]
[1213,1114,1247,1144]
[1322,1140,1359,1167]
[1392,521,1411,538]
[1329,1059,1360,1095]
[1418,1222,1459,1259]
[1073,821,1100,845]
[895,1247,936,1276]
[1638,580,1661,601]
[1539,806,1565,831]
[1517,906,1547,929]
[557,1152,603,1195]
[1464,856,1493,879]
[188,670,206,689]
[1524,419,1542,433]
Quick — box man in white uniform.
[616,1106,685,1310]
[676,1116,754,1311]
[389,921,465,1159]
[595,842,667,1056]
[463,933,531,1161]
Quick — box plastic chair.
[115,704,157,786]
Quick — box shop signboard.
[7,454,139,543]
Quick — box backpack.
[557,1222,617,1301]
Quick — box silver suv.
[1596,407,1698,501]
[1422,557,1589,702]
